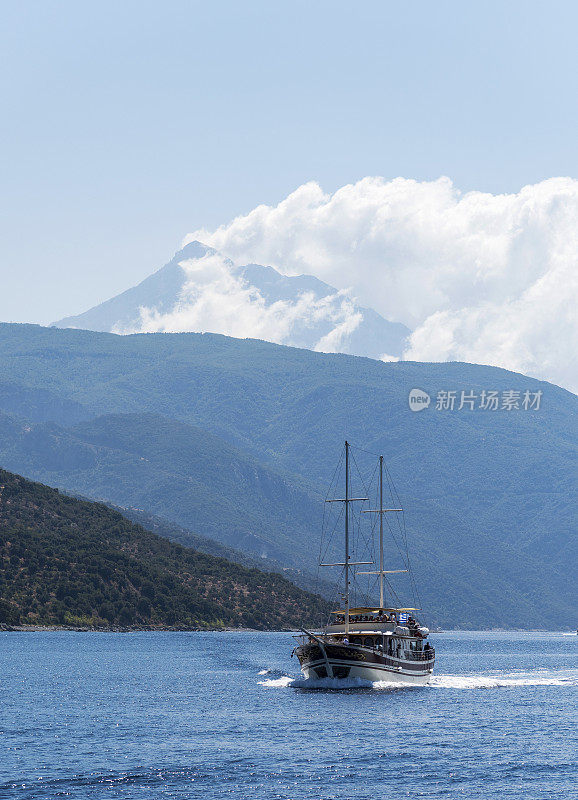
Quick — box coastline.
[2,624,573,634]
[0,623,263,633]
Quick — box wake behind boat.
[294,441,435,685]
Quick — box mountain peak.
[174,240,217,261]
[53,243,410,358]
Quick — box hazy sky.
[1,0,577,325]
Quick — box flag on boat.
[398,612,409,623]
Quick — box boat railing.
[327,637,435,661]
[408,648,435,661]
[372,644,435,662]
[383,647,435,661]
[295,634,435,662]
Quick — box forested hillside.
[105,503,336,599]
[0,469,330,629]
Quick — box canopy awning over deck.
[330,607,420,614]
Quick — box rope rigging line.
[349,449,379,606]
[355,459,381,607]
[383,461,424,615]
[315,445,345,614]
[347,441,382,459]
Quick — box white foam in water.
[259,669,578,690]
[258,675,295,688]
[371,680,423,690]
[430,670,578,689]
[259,673,397,690]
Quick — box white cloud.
[186,176,578,392]
[113,251,363,354]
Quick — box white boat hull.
[296,643,434,685]
[301,661,432,685]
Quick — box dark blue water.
[1,631,577,799]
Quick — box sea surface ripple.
[1,630,577,799]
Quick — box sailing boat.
[294,441,435,684]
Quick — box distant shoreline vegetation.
[0,624,281,632]
[1,625,572,634]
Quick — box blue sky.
[1,0,577,325]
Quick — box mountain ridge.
[0,322,575,628]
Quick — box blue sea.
[1,631,577,799]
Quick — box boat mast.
[379,455,384,609]
[320,440,370,632]
[360,454,404,608]
[344,440,350,634]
